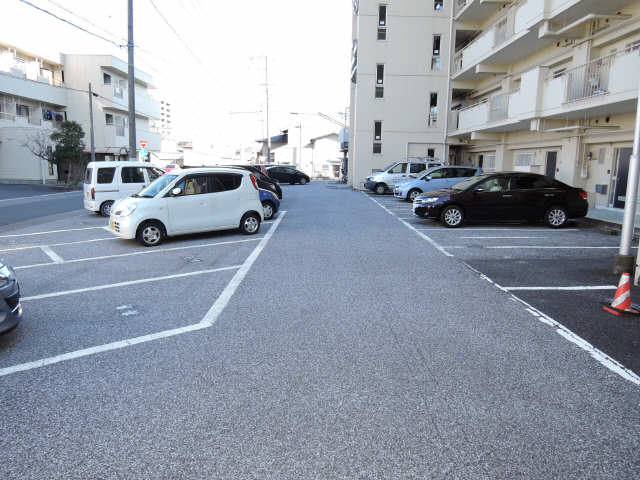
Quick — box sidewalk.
[583,207,640,236]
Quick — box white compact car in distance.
[109,167,264,246]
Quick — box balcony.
[454,0,515,23]
[0,71,67,107]
[541,46,640,121]
[100,87,161,119]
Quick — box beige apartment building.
[347,0,452,188]
[0,44,161,183]
[449,0,640,210]
[348,0,640,213]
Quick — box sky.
[3,0,352,156]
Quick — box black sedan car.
[266,166,310,185]
[413,172,588,228]
[0,260,22,334]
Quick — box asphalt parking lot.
[0,208,285,373]
[368,192,640,377]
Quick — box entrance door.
[545,152,557,178]
[613,148,633,209]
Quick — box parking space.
[0,211,285,373]
[367,192,640,377]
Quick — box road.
[1,182,639,479]
[0,185,83,229]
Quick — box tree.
[50,121,86,184]
[22,129,55,183]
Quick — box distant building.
[307,133,341,179]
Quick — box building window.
[374,121,382,141]
[434,0,444,10]
[515,151,536,167]
[105,113,113,125]
[485,154,496,169]
[376,64,384,85]
[432,35,441,56]
[375,86,384,98]
[377,28,387,40]
[428,148,435,158]
[431,56,441,71]
[428,93,438,126]
[373,142,382,154]
[103,73,111,85]
[378,5,387,26]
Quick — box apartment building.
[347,0,452,188]
[449,0,640,210]
[62,54,161,162]
[0,44,161,183]
[0,42,66,183]
[159,99,172,140]
[307,133,342,179]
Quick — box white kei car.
[109,167,264,246]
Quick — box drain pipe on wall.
[442,2,455,164]
[618,82,640,278]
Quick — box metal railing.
[488,91,513,121]
[454,0,470,16]
[453,51,464,74]
[0,111,42,125]
[428,111,438,127]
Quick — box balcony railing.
[449,110,460,131]
[0,111,42,126]
[454,0,470,16]
[488,91,511,122]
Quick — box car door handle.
[502,194,513,198]
[544,193,555,197]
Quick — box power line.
[148,0,206,68]
[16,0,124,48]
[44,0,125,43]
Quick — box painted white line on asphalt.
[0,191,79,203]
[505,285,617,291]
[0,211,287,378]
[461,236,540,239]
[461,260,640,387]
[0,237,117,253]
[366,194,454,257]
[0,226,106,239]
[21,265,241,301]
[40,246,64,264]
[14,237,263,270]
[200,211,287,326]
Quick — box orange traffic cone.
[602,273,640,316]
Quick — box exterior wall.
[449,0,640,210]
[309,135,341,179]
[348,0,452,188]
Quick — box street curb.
[577,217,640,240]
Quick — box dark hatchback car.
[0,260,22,334]
[221,165,282,199]
[266,166,310,185]
[413,172,588,228]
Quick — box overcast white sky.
[3,0,352,154]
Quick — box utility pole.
[88,82,96,163]
[299,124,303,172]
[624,83,640,282]
[127,0,137,161]
[265,56,271,164]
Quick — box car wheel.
[408,189,422,202]
[299,177,307,185]
[441,205,464,228]
[262,201,274,220]
[545,206,568,228]
[375,183,386,195]
[136,221,164,247]
[240,212,261,235]
[100,200,114,217]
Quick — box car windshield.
[452,173,491,191]
[137,174,178,198]
[382,162,397,172]
[418,166,443,180]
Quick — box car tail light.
[579,190,588,200]
[249,173,259,190]
[91,187,95,200]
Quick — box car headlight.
[119,203,138,217]
[425,197,440,203]
[0,263,15,287]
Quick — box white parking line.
[14,237,264,270]
[366,194,453,257]
[461,236,541,239]
[504,285,617,291]
[418,228,579,232]
[0,237,117,253]
[0,226,106,239]
[487,246,636,249]
[0,211,287,378]
[21,265,241,301]
[40,246,64,264]
[0,191,79,203]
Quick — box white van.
[364,160,444,195]
[83,161,165,216]
[108,167,264,246]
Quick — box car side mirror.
[474,186,485,193]
[426,176,432,181]
[172,187,182,196]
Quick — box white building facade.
[0,45,161,183]
[307,133,342,179]
[348,0,452,188]
[449,0,640,211]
